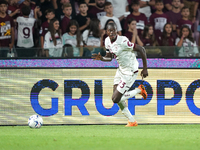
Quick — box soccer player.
[92,23,148,127]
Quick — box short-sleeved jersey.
[61,16,70,35]
[62,32,83,57]
[39,21,49,37]
[82,30,101,47]
[16,16,35,48]
[176,19,194,31]
[44,31,63,57]
[0,15,14,47]
[149,13,170,39]
[105,35,138,75]
[88,6,106,20]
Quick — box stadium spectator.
[36,0,54,23]
[62,20,83,57]
[39,9,55,56]
[61,3,72,34]
[124,0,148,36]
[176,25,199,57]
[75,2,90,33]
[141,24,159,46]
[0,0,15,57]
[52,0,76,22]
[44,18,63,57]
[176,6,194,36]
[100,1,122,35]
[82,18,104,57]
[106,0,129,34]
[159,23,175,46]
[106,0,129,21]
[194,0,200,45]
[124,18,143,46]
[182,0,196,21]
[84,0,95,6]
[165,0,182,38]
[16,5,36,57]
[87,0,106,20]
[149,0,170,41]
[163,0,184,12]
[141,24,161,56]
[7,0,20,19]
[139,0,155,18]
[19,0,41,19]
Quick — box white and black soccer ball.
[28,115,43,128]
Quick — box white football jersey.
[44,31,63,57]
[16,16,35,48]
[105,35,139,75]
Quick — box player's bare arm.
[133,44,148,78]
[92,52,112,62]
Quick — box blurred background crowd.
[1,0,200,58]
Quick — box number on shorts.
[23,27,30,39]
[120,82,126,88]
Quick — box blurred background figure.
[82,18,104,57]
[44,18,63,57]
[0,0,15,57]
[62,20,83,57]
[16,5,36,57]
[176,25,199,57]
[123,18,143,46]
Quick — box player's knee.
[112,96,120,103]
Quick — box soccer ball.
[28,115,43,128]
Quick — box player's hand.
[92,52,102,60]
[141,68,148,78]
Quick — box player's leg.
[113,84,137,126]
[112,72,137,127]
[119,73,147,102]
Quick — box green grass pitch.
[0,125,200,150]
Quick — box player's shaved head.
[106,22,117,42]
[106,22,117,30]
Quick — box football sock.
[119,88,141,103]
[118,101,135,122]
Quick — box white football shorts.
[114,69,138,94]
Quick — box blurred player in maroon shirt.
[149,0,170,41]
[124,0,148,36]
[88,0,106,20]
[0,0,15,57]
[40,9,55,56]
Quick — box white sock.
[120,88,141,103]
[118,101,135,122]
